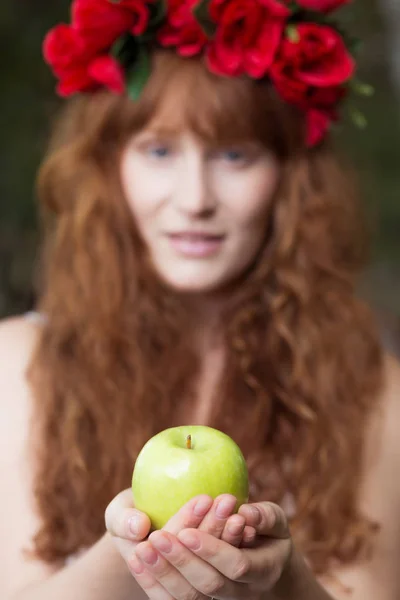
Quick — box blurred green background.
[0,1,399,333]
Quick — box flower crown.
[43,0,372,147]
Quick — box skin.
[105,353,400,600]
[120,128,280,294]
[1,128,400,598]
[116,125,400,599]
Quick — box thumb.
[105,489,151,541]
[239,502,290,539]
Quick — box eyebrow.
[142,124,183,138]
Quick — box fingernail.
[130,554,144,575]
[180,530,200,550]
[194,496,212,517]
[216,496,236,519]
[138,545,158,565]
[228,520,244,535]
[128,514,140,538]
[151,533,172,554]
[249,506,262,524]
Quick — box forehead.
[136,61,264,144]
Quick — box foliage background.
[0,1,399,323]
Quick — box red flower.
[43,23,125,96]
[158,0,208,57]
[270,24,354,105]
[306,109,331,147]
[43,0,153,96]
[72,0,151,52]
[207,0,290,78]
[270,23,353,145]
[295,0,352,13]
[305,87,347,146]
[55,55,125,96]
[43,24,89,79]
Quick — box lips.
[166,232,225,258]
[168,233,224,241]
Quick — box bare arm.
[0,317,241,600]
[273,353,400,600]
[12,533,147,600]
[0,317,147,600]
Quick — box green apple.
[132,425,249,530]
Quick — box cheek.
[120,155,163,219]
[225,167,279,228]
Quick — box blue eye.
[216,148,251,165]
[224,150,244,161]
[149,145,170,158]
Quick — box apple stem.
[186,435,192,449]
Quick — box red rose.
[56,55,125,96]
[295,0,352,13]
[72,0,151,53]
[88,55,126,93]
[271,24,354,102]
[306,109,331,147]
[158,0,208,57]
[305,87,347,146]
[43,24,89,78]
[270,24,353,145]
[43,23,126,96]
[43,0,154,96]
[207,0,290,78]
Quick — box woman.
[1,1,400,599]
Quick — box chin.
[159,271,233,295]
[164,278,224,294]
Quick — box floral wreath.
[43,0,373,147]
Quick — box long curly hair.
[28,51,384,575]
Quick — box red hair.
[28,51,383,575]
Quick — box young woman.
[1,1,400,599]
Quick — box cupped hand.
[104,489,257,571]
[129,501,293,600]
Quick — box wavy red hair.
[28,51,384,575]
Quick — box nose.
[174,153,216,217]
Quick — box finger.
[148,531,247,599]
[220,514,246,547]
[178,528,291,587]
[128,553,174,600]
[177,529,253,584]
[239,502,290,539]
[162,495,213,535]
[197,494,237,538]
[105,489,151,541]
[240,526,257,548]
[134,540,209,600]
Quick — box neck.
[181,291,230,351]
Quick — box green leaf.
[112,33,141,70]
[126,45,151,101]
[111,34,129,61]
[287,1,301,13]
[350,108,368,130]
[286,24,300,43]
[192,0,216,38]
[148,0,167,31]
[351,79,375,97]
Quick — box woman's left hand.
[129,501,293,600]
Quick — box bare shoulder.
[361,351,400,514]
[381,352,400,408]
[0,315,40,427]
[0,316,58,598]
[0,316,41,442]
[372,352,400,481]
[0,314,39,365]
[321,352,400,599]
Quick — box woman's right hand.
[105,490,257,574]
